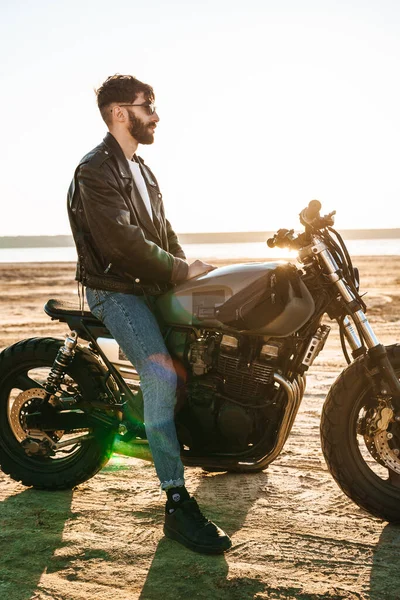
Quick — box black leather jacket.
[67,133,189,294]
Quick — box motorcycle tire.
[0,337,116,490]
[320,343,400,522]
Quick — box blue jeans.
[86,287,185,490]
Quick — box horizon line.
[0,228,400,248]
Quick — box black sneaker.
[164,498,232,554]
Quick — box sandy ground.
[1,256,400,600]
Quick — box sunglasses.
[117,102,157,115]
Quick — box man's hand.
[186,259,216,280]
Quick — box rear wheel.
[0,337,116,490]
[321,344,400,522]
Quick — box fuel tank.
[156,261,315,336]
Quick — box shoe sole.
[163,524,232,555]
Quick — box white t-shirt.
[128,160,153,221]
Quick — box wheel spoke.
[0,339,116,490]
[15,373,43,391]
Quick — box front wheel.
[0,337,116,490]
[321,344,400,522]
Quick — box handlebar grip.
[304,199,321,220]
[299,199,322,226]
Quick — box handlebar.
[266,200,336,249]
[267,229,296,249]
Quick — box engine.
[176,333,283,453]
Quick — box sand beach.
[1,256,400,599]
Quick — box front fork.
[312,243,400,404]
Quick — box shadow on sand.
[139,470,269,600]
[0,488,73,599]
[369,522,400,600]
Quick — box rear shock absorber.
[45,331,78,395]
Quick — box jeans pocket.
[86,288,106,321]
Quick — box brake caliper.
[363,400,400,474]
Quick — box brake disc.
[374,431,400,474]
[9,388,64,442]
[363,403,400,474]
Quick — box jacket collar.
[103,132,132,179]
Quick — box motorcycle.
[1,200,400,523]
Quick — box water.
[0,247,78,263]
[0,239,399,263]
[183,239,400,260]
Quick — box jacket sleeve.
[77,164,189,283]
[166,219,186,260]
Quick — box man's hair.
[95,74,154,125]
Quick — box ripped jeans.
[86,288,185,490]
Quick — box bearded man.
[67,74,231,554]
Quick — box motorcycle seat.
[44,299,101,324]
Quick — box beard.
[127,110,155,145]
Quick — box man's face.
[125,92,159,145]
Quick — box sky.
[1,0,400,236]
